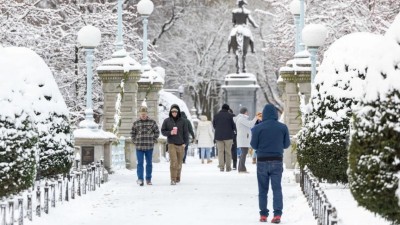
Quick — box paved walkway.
[27,156,316,225]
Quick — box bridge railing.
[1,160,106,225]
[300,166,339,225]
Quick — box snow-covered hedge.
[348,19,400,222]
[0,110,37,198]
[0,47,73,194]
[349,88,400,223]
[297,89,351,183]
[37,113,73,178]
[296,33,377,183]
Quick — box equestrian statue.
[228,0,259,74]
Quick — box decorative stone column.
[278,51,312,169]
[221,73,260,117]
[137,69,164,163]
[97,50,141,169]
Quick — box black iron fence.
[0,160,107,225]
[300,167,339,225]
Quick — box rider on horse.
[228,0,259,54]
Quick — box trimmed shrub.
[348,89,400,224]
[0,111,37,198]
[297,85,352,183]
[37,113,73,179]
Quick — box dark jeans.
[136,149,153,181]
[231,146,237,169]
[257,161,283,217]
[183,142,189,163]
[238,147,249,172]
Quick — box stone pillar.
[221,73,260,117]
[278,52,312,169]
[137,72,164,163]
[97,52,141,169]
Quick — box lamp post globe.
[77,25,102,130]
[289,0,301,15]
[77,25,101,48]
[137,0,154,16]
[302,24,327,84]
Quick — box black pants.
[183,142,189,163]
[231,141,237,169]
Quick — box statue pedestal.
[221,73,260,117]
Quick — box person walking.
[250,104,290,223]
[181,111,195,164]
[196,115,214,164]
[161,104,189,185]
[212,104,236,172]
[130,106,160,186]
[236,107,257,173]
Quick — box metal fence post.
[27,192,32,221]
[50,182,56,208]
[8,198,14,225]
[44,182,49,214]
[71,173,75,200]
[17,196,23,225]
[35,186,41,217]
[1,200,6,225]
[65,175,69,202]
[82,168,87,195]
[77,171,81,197]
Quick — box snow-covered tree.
[296,32,384,183]
[348,15,400,223]
[0,110,37,198]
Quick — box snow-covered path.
[27,156,316,225]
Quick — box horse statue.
[228,0,258,74]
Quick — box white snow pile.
[158,90,192,127]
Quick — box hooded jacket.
[250,104,290,158]
[196,115,214,148]
[161,104,189,145]
[180,111,195,141]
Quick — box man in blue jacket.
[250,104,290,223]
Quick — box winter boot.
[137,179,144,186]
[201,159,204,164]
[207,159,212,163]
[259,216,267,222]
[271,215,281,224]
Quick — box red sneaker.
[271,215,281,224]
[259,215,267,222]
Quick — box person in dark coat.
[212,104,236,172]
[180,111,195,164]
[161,104,189,185]
[250,104,290,223]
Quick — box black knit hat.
[222,104,230,110]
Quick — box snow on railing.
[300,167,339,225]
[0,160,107,225]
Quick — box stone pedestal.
[278,51,312,169]
[221,73,260,117]
[73,129,116,172]
[137,70,164,163]
[97,51,141,169]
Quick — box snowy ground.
[26,155,316,225]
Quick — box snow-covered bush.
[297,88,352,183]
[37,113,73,178]
[0,47,73,185]
[296,33,379,183]
[0,109,37,198]
[349,88,400,223]
[348,17,400,222]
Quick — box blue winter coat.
[250,104,290,158]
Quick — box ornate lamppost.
[77,25,102,130]
[302,24,328,84]
[137,0,154,71]
[115,0,124,51]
